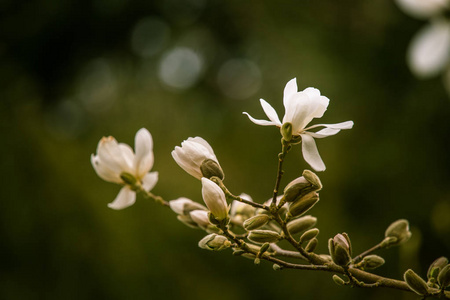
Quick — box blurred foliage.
[1,0,449,299]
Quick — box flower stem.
[138,187,170,207]
[352,242,385,264]
[271,140,290,206]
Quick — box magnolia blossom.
[243,78,353,171]
[91,128,158,210]
[396,0,450,87]
[172,137,223,180]
[201,177,228,220]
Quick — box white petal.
[108,186,136,210]
[201,178,228,220]
[408,20,450,78]
[302,87,330,119]
[169,197,192,215]
[171,148,203,179]
[134,128,154,178]
[306,128,341,138]
[91,154,122,183]
[97,136,133,174]
[242,112,278,126]
[300,134,326,172]
[260,99,282,125]
[188,137,215,157]
[283,78,298,107]
[190,210,211,228]
[119,143,135,169]
[305,120,354,132]
[395,0,448,19]
[141,171,158,191]
[283,92,317,132]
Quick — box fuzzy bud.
[198,234,231,251]
[329,233,352,266]
[438,264,450,289]
[427,256,448,281]
[404,269,429,296]
[281,122,293,142]
[305,238,318,253]
[200,159,224,180]
[243,214,270,231]
[201,178,228,221]
[332,275,346,286]
[299,228,320,244]
[286,215,317,235]
[273,264,282,271]
[383,219,412,248]
[248,230,281,244]
[360,255,385,270]
[288,192,319,218]
[302,170,322,190]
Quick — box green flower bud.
[273,264,282,271]
[404,269,429,296]
[281,122,293,142]
[200,159,225,180]
[288,192,319,218]
[283,176,312,203]
[286,215,317,235]
[305,238,318,253]
[248,230,281,244]
[243,214,271,231]
[120,172,137,186]
[329,233,352,266]
[299,228,320,244]
[332,275,346,286]
[302,170,322,190]
[384,219,412,247]
[427,256,448,280]
[360,255,385,270]
[198,234,231,251]
[438,264,450,289]
[259,242,271,255]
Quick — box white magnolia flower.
[172,137,223,180]
[243,78,353,171]
[395,0,449,19]
[169,197,207,215]
[201,177,228,220]
[91,128,158,210]
[396,0,450,90]
[407,19,450,78]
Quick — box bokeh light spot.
[217,59,262,100]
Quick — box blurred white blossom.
[91,128,158,210]
[243,78,353,171]
[396,0,450,93]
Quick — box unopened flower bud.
[302,170,322,190]
[169,197,207,215]
[305,238,318,252]
[200,159,224,180]
[329,233,352,266]
[299,228,320,244]
[427,256,448,280]
[254,257,261,265]
[286,215,317,235]
[248,230,281,244]
[120,172,137,186]
[404,269,429,296]
[438,264,450,289]
[190,210,211,229]
[201,178,228,221]
[243,214,271,231]
[332,274,346,286]
[384,219,412,247]
[281,122,293,141]
[198,234,231,251]
[288,192,319,218]
[283,177,312,203]
[360,255,385,270]
[259,242,271,255]
[273,264,282,271]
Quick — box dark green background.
[1,1,449,299]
